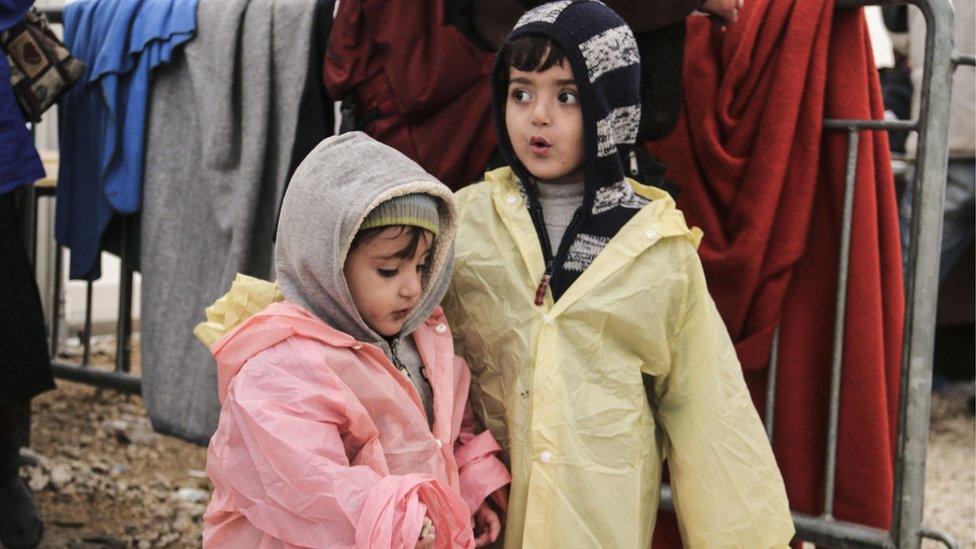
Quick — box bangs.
[352,225,434,259]
[499,34,567,75]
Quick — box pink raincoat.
[203,301,510,548]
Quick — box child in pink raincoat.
[200,132,511,548]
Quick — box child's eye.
[511,89,532,103]
[558,90,579,105]
[377,268,398,278]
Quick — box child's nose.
[531,101,551,126]
[399,272,422,299]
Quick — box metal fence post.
[892,1,956,547]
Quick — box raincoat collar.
[210,301,357,404]
[211,300,459,421]
[484,166,700,317]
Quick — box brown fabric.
[1,9,85,123]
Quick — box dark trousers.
[0,191,54,408]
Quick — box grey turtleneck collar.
[535,180,584,252]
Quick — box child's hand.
[415,518,435,549]
[699,0,743,25]
[472,503,501,547]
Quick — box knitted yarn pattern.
[492,0,649,299]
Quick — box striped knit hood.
[491,0,649,300]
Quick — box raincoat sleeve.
[209,353,474,549]
[451,357,511,515]
[648,246,795,548]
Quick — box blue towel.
[57,0,197,279]
[0,0,45,196]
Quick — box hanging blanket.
[57,0,197,279]
[647,1,904,543]
[140,0,320,444]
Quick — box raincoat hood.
[274,132,459,347]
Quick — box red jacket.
[325,0,496,190]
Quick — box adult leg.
[898,159,976,281]
[0,191,54,549]
[0,403,43,549]
[937,159,976,279]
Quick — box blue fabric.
[0,0,44,196]
[57,0,196,279]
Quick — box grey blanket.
[141,0,316,444]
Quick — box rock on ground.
[23,375,975,547]
[27,378,209,548]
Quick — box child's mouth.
[391,308,411,320]
[529,136,551,155]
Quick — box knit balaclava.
[492,0,649,300]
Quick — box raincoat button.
[540,451,552,464]
[645,228,658,239]
[506,195,518,205]
[544,316,554,325]
[435,323,447,334]
[435,439,443,449]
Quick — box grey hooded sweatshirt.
[274,132,459,424]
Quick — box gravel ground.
[922,382,976,549]
[27,381,208,548]
[19,359,975,548]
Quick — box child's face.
[344,227,433,337]
[505,59,585,184]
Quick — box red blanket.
[648,1,903,543]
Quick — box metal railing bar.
[822,128,860,519]
[22,185,38,267]
[662,487,896,547]
[890,0,955,546]
[823,119,917,131]
[764,326,781,440]
[792,513,894,548]
[82,281,93,367]
[952,52,975,67]
[115,215,133,373]
[659,484,674,512]
[918,526,959,548]
[50,242,63,357]
[51,361,140,394]
[35,7,63,24]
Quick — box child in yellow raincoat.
[442,1,795,547]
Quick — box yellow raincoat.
[442,168,794,548]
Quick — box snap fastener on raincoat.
[443,167,793,548]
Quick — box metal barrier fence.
[23,0,973,547]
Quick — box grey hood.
[274,132,459,348]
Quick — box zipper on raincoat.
[389,338,430,385]
[386,338,433,427]
[524,181,585,307]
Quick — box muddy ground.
[19,352,976,548]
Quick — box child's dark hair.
[350,225,433,259]
[497,34,567,79]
